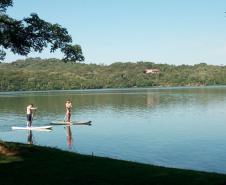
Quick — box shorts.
[66,112,71,121]
[27,114,32,122]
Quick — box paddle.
[31,107,38,123]
[32,108,36,121]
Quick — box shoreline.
[0,141,226,185]
[0,84,226,94]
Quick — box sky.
[4,0,226,65]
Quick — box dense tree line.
[0,58,226,91]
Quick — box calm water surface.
[1,87,226,173]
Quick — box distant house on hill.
[144,68,160,74]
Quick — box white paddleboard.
[51,120,92,125]
[12,126,52,130]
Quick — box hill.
[0,58,226,91]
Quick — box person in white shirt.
[26,104,37,127]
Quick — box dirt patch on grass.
[0,142,19,156]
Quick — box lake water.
[1,87,226,173]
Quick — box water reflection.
[1,87,226,173]
[27,130,33,144]
[146,94,160,107]
[0,87,226,116]
[65,126,73,150]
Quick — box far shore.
[0,84,226,94]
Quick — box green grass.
[0,141,226,185]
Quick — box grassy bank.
[0,141,226,185]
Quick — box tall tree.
[0,0,84,62]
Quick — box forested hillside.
[0,58,226,91]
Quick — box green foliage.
[0,0,84,62]
[0,59,226,91]
[62,44,85,62]
[0,0,12,12]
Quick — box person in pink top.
[26,104,37,127]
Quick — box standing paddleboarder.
[26,104,37,127]
[65,100,72,123]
